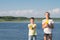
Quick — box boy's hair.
[30,17,34,20]
[45,12,51,19]
[45,12,50,16]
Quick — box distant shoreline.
[0,16,60,22]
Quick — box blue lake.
[0,22,60,40]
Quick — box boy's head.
[30,17,34,24]
[45,12,50,19]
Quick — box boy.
[42,12,54,40]
[28,17,37,40]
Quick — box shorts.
[44,33,52,40]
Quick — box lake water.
[0,22,60,40]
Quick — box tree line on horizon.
[0,16,60,21]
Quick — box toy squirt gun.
[29,25,36,30]
[29,25,36,34]
[45,19,49,24]
[45,19,54,28]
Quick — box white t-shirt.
[28,24,37,36]
[42,19,54,34]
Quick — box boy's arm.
[49,23,54,29]
[49,20,54,29]
[50,24,54,29]
[42,21,48,29]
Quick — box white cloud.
[0,9,44,18]
[52,8,60,13]
[48,10,51,13]
[0,9,60,18]
[47,8,60,18]
[48,8,60,13]
[0,10,34,17]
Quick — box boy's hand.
[42,22,49,29]
[44,23,48,27]
[49,23,54,29]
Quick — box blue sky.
[0,0,60,18]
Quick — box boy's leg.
[33,35,37,40]
[44,34,48,40]
[28,35,33,40]
[44,35,47,40]
[48,34,52,40]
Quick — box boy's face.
[45,13,50,19]
[30,19,34,23]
